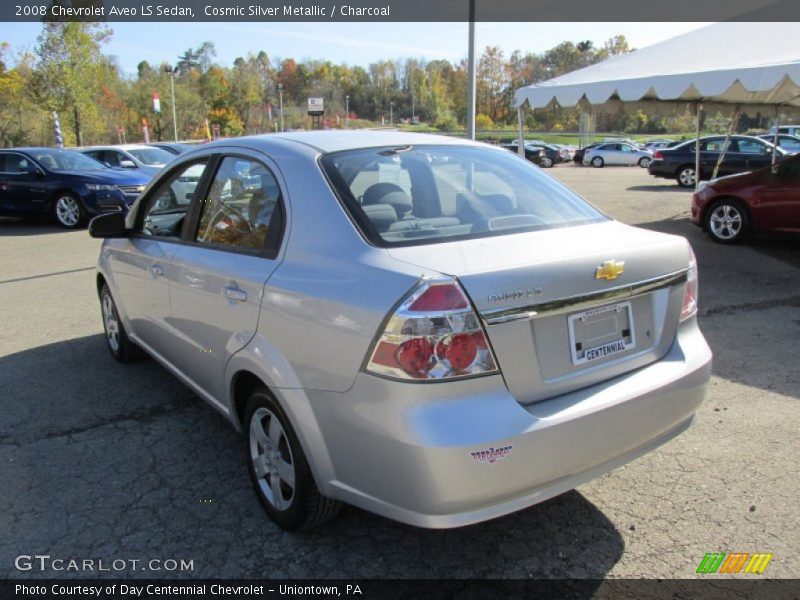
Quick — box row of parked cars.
[0,142,193,228]
[501,133,799,246]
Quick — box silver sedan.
[90,131,711,530]
[583,142,653,168]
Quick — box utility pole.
[390,101,394,126]
[345,95,350,129]
[278,83,284,132]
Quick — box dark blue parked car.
[0,148,151,228]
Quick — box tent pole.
[772,105,780,165]
[712,105,740,181]
[694,102,702,189]
[518,106,525,157]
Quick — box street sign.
[307,97,324,115]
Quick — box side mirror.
[119,160,137,169]
[89,212,128,238]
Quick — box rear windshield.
[320,144,606,246]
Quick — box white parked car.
[583,142,653,168]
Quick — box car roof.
[1,147,81,153]
[203,131,489,155]
[78,144,152,151]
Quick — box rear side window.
[737,139,768,154]
[320,144,606,247]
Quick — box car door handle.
[223,287,247,302]
[149,264,164,277]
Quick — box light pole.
[164,65,178,142]
[466,0,476,140]
[390,101,394,126]
[345,95,349,129]
[277,83,284,132]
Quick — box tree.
[31,22,111,145]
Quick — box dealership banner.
[4,0,800,22]
[2,579,799,599]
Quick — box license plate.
[568,302,635,365]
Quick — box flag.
[52,111,63,149]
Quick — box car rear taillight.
[366,278,499,381]
[653,150,664,160]
[680,248,699,321]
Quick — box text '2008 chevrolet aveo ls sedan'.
[90,132,712,531]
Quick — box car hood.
[59,170,152,185]
[705,169,756,190]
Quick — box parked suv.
[648,135,786,187]
[0,148,149,228]
[90,132,711,531]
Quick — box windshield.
[31,150,108,172]
[320,144,606,247]
[127,147,173,165]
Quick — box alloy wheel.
[249,407,296,511]
[101,293,120,354]
[55,196,81,227]
[708,204,743,241]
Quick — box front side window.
[194,157,282,252]
[141,160,208,240]
[321,144,606,246]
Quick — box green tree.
[30,22,111,145]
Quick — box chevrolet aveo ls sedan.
[90,132,712,531]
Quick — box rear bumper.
[647,161,673,178]
[305,318,712,528]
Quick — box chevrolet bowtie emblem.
[595,260,625,280]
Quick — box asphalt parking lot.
[1,164,798,579]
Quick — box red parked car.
[691,153,800,243]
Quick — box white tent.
[514,22,800,111]
[513,22,800,184]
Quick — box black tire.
[53,192,85,229]
[540,156,554,168]
[676,165,697,188]
[638,156,652,168]
[591,156,604,168]
[705,198,750,244]
[245,388,341,531]
[100,284,143,362]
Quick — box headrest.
[363,183,413,217]
[361,203,397,233]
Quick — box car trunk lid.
[387,221,691,404]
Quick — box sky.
[1,22,711,74]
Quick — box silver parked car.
[583,142,653,168]
[79,144,176,177]
[90,132,712,531]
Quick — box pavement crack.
[2,395,198,447]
